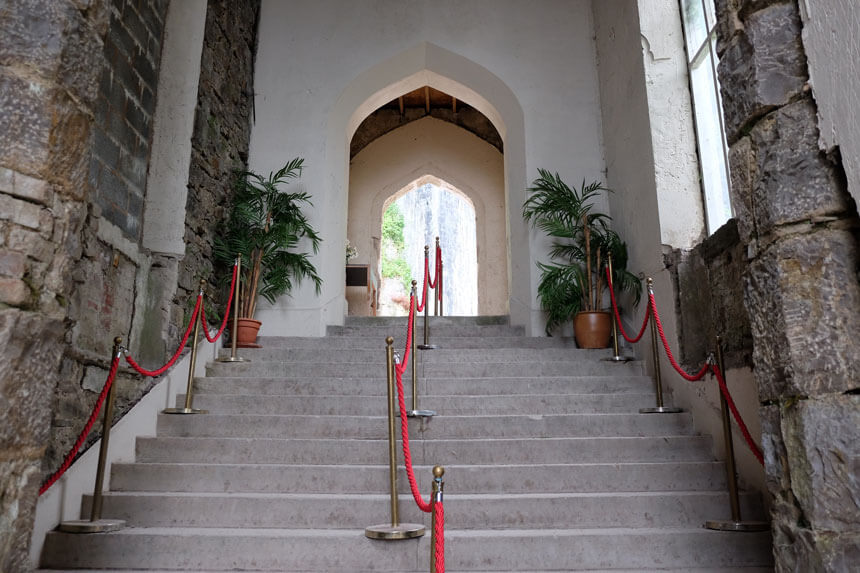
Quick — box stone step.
[110,461,731,494]
[193,375,655,397]
[40,526,773,570]
[135,436,715,465]
[344,315,511,326]
[155,412,695,439]
[327,323,525,337]
[83,490,764,529]
[204,358,644,378]
[226,346,626,363]
[178,392,663,415]
[255,335,583,349]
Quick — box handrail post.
[217,256,247,363]
[418,245,437,350]
[438,258,444,317]
[164,279,209,415]
[434,237,440,316]
[705,337,769,532]
[602,253,632,363]
[365,337,425,540]
[58,338,126,533]
[639,278,682,414]
[408,281,435,418]
[430,465,445,572]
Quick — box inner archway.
[375,177,478,316]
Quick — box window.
[680,0,732,234]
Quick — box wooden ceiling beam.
[398,96,404,116]
[452,96,457,114]
[424,86,430,113]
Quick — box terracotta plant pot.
[230,318,262,348]
[573,310,612,349]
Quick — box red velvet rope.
[428,245,440,290]
[434,501,445,572]
[201,263,238,343]
[711,364,765,465]
[417,259,429,313]
[605,267,650,343]
[39,353,121,495]
[125,294,202,377]
[648,293,710,382]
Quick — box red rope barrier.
[125,294,202,377]
[201,263,238,343]
[606,267,650,343]
[711,364,765,465]
[39,353,121,495]
[648,293,710,382]
[434,501,445,572]
[428,245,440,290]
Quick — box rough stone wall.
[714,0,860,570]
[43,0,169,500]
[176,0,260,315]
[666,219,753,370]
[0,1,111,569]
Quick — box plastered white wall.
[348,117,507,316]
[249,0,607,337]
[593,0,765,497]
[141,0,207,255]
[799,0,860,207]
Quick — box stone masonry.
[715,0,860,570]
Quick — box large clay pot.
[231,318,262,348]
[573,311,612,349]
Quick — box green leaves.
[214,158,322,317]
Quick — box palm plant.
[523,169,641,335]
[214,157,322,319]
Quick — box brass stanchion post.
[58,338,126,533]
[418,246,437,350]
[705,337,769,532]
[640,278,682,414]
[217,256,246,363]
[365,337,425,540]
[164,279,208,415]
[603,254,632,363]
[430,465,445,572]
[408,281,435,419]
[438,259,444,317]
[434,237,440,316]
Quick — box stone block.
[46,92,94,200]
[744,229,860,400]
[718,3,807,143]
[0,167,52,206]
[0,0,67,75]
[773,527,860,573]
[728,136,756,243]
[57,2,104,106]
[0,456,41,573]
[0,193,43,230]
[7,227,54,262]
[0,251,26,278]
[0,278,30,306]
[781,394,860,531]
[743,100,849,236]
[0,74,52,175]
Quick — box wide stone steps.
[40,316,772,571]
[81,490,764,529]
[42,527,771,571]
[108,461,731,494]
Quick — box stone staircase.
[40,316,773,571]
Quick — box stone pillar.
[715,1,860,570]
[0,1,109,569]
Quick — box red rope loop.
[711,364,765,465]
[201,263,238,343]
[39,353,121,495]
[428,245,440,290]
[649,293,710,381]
[433,501,445,572]
[125,294,202,377]
[605,267,650,343]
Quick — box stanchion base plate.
[216,356,247,363]
[162,407,209,415]
[406,410,436,418]
[602,355,633,363]
[704,519,770,532]
[365,523,425,540]
[639,406,684,414]
[58,518,125,533]
[417,344,438,350]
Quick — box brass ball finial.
[385,336,394,346]
[114,336,123,346]
[432,465,445,478]
[412,279,418,286]
[424,245,430,253]
[647,277,653,286]
[199,279,207,286]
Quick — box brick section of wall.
[88,0,168,239]
[175,0,260,320]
